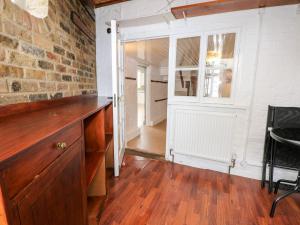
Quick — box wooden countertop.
[0,96,112,164]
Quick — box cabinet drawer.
[1,122,82,199]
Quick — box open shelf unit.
[83,103,114,225]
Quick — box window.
[174,36,201,97]
[203,33,236,98]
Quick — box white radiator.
[172,109,236,163]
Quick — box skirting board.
[149,115,167,126]
[168,153,298,181]
[125,128,140,143]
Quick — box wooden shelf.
[87,196,106,225]
[85,152,105,187]
[104,134,113,152]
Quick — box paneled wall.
[0,0,97,105]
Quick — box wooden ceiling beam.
[171,0,300,19]
[93,0,130,8]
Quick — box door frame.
[121,34,171,158]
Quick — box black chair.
[261,106,300,193]
[269,128,300,217]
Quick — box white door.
[111,20,125,177]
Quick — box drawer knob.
[56,142,67,150]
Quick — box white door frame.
[120,34,171,158]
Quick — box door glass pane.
[175,70,198,96]
[176,37,200,68]
[203,33,236,98]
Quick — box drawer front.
[1,122,82,199]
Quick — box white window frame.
[169,28,241,105]
[169,32,204,103]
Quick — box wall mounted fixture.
[11,0,48,19]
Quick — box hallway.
[127,120,167,156]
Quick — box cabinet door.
[17,140,87,225]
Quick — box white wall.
[124,56,139,142]
[148,65,168,125]
[96,0,211,96]
[96,2,300,180]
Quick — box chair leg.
[261,161,267,189]
[262,136,270,189]
[268,140,275,193]
[274,179,298,194]
[270,187,299,217]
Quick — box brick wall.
[0,0,97,105]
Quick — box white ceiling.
[125,38,169,67]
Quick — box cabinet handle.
[56,142,67,150]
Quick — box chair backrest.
[263,105,300,169]
[273,107,300,129]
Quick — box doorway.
[124,38,169,157]
[137,66,146,128]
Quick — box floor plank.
[99,154,300,225]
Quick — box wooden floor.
[127,120,166,156]
[99,154,300,225]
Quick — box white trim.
[169,153,298,181]
[149,114,167,126]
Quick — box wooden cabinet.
[0,96,113,225]
[17,140,86,225]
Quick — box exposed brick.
[0,79,8,93]
[21,43,45,58]
[3,20,32,43]
[9,52,35,67]
[0,65,24,78]
[33,34,53,51]
[0,48,5,61]
[29,93,48,102]
[62,75,72,82]
[66,52,75,60]
[39,82,56,92]
[47,72,61,81]
[0,34,19,49]
[0,95,29,106]
[62,58,71,66]
[46,51,60,63]
[57,82,68,91]
[53,45,65,56]
[59,22,70,34]
[26,69,46,80]
[22,80,38,92]
[56,64,66,73]
[38,60,54,70]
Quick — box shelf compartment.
[87,196,106,225]
[85,152,105,187]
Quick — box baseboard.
[126,128,140,142]
[168,153,298,181]
[149,115,166,126]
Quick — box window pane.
[176,37,200,68]
[175,71,198,96]
[204,33,236,98]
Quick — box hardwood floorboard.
[99,154,300,225]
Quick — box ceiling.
[93,0,130,8]
[125,38,169,67]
